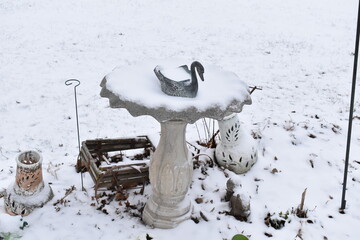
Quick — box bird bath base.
[142,195,192,229]
[142,120,193,228]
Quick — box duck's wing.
[154,67,188,85]
[176,65,193,85]
[178,65,191,74]
[155,65,191,83]
[171,65,191,84]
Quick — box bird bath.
[100,59,252,228]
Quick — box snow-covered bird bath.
[100,59,252,228]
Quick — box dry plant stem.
[209,130,220,143]
[295,222,304,240]
[202,118,209,142]
[201,119,207,141]
[300,188,307,211]
[194,122,202,142]
[0,147,9,159]
[186,141,201,152]
[47,162,59,180]
[212,119,215,140]
[206,119,212,142]
[53,185,76,206]
[195,118,219,147]
[249,86,262,94]
[200,211,209,222]
[192,154,214,162]
[206,118,212,141]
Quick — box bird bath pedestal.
[100,60,252,228]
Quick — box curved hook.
[65,77,84,191]
[65,79,81,88]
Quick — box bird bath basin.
[100,59,252,228]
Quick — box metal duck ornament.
[154,61,205,98]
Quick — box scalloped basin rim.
[100,60,252,123]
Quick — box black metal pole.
[340,0,360,211]
[65,79,85,191]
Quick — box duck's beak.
[198,71,205,81]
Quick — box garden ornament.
[4,150,53,216]
[154,61,205,98]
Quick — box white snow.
[0,0,359,239]
[155,64,190,82]
[6,183,53,206]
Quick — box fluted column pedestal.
[142,120,193,229]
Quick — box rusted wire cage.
[76,136,155,195]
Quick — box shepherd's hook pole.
[65,79,85,191]
[340,0,360,211]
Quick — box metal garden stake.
[340,0,360,211]
[65,79,85,191]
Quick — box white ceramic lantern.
[215,113,258,174]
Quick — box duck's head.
[191,61,205,81]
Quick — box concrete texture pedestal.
[142,120,192,228]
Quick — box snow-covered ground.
[0,0,359,239]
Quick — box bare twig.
[194,122,202,143]
[249,86,263,94]
[47,162,60,180]
[0,147,9,160]
[207,129,220,148]
[200,211,209,222]
[212,119,215,141]
[194,118,219,148]
[53,185,76,206]
[202,118,209,142]
[192,153,214,162]
[294,222,304,240]
[186,141,201,152]
[0,188,5,198]
[208,119,213,141]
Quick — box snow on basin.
[103,59,252,112]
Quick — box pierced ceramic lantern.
[215,113,258,174]
[4,150,53,216]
